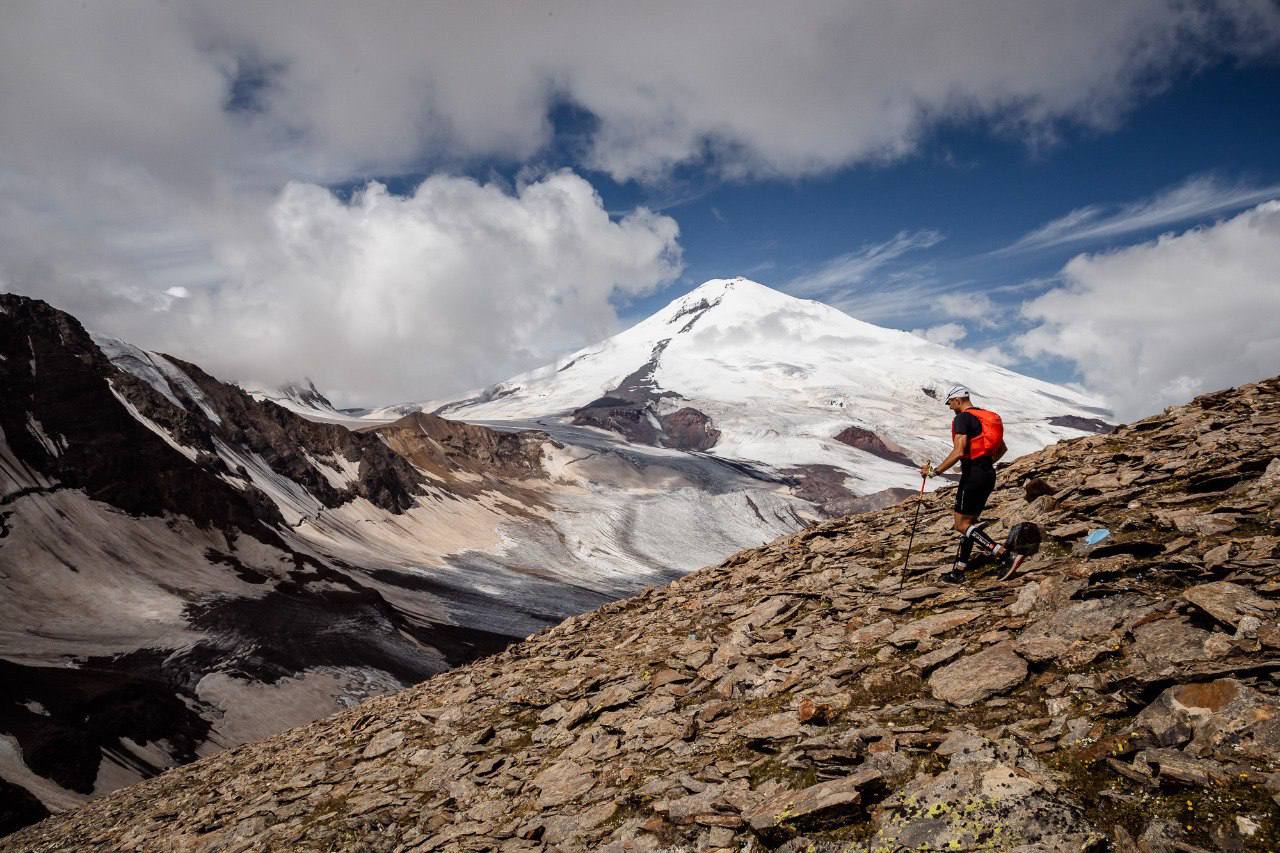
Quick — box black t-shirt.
[952,410,991,473]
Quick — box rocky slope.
[8,376,1278,851]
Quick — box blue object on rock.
[1085,528,1111,546]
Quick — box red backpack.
[953,408,1004,459]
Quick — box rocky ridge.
[6,377,1280,852]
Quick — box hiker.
[921,385,1018,582]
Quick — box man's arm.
[932,432,968,476]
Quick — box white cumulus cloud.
[55,171,681,405]
[1017,200,1280,420]
[913,322,968,347]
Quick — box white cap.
[945,384,971,401]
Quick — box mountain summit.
[431,277,1112,502]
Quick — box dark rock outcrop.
[833,425,916,467]
[658,406,721,451]
[1048,414,1115,433]
[0,780,47,838]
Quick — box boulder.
[533,760,595,808]
[1132,679,1280,761]
[1015,596,1143,666]
[866,760,1088,851]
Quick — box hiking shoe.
[940,568,967,585]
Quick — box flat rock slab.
[1126,617,1218,674]
[740,712,804,743]
[361,729,405,760]
[887,609,981,647]
[899,586,942,602]
[533,760,595,808]
[847,618,894,647]
[1015,595,1143,665]
[867,760,1087,851]
[1183,581,1276,629]
[910,641,965,674]
[746,768,882,843]
[929,643,1028,707]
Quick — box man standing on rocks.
[921,385,1017,582]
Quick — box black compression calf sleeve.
[966,524,1000,554]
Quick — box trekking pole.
[899,463,930,589]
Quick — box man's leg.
[943,512,978,582]
[944,464,1002,582]
[962,520,1007,559]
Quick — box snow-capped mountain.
[427,277,1113,506]
[240,378,366,425]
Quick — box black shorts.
[955,458,996,516]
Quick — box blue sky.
[2,2,1278,416]
[608,62,1280,357]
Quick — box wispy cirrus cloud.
[999,175,1280,254]
[784,229,944,299]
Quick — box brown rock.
[847,618,894,647]
[533,760,595,808]
[649,668,690,690]
[928,643,1028,707]
[741,712,804,744]
[361,729,405,760]
[745,768,882,842]
[910,641,965,674]
[797,698,833,725]
[886,609,981,647]
[1183,581,1277,629]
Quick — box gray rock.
[886,609,981,647]
[928,643,1028,707]
[866,760,1089,851]
[745,768,882,843]
[1133,678,1280,761]
[1183,581,1277,629]
[533,760,595,808]
[1015,596,1142,666]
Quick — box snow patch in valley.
[0,734,87,814]
[212,438,325,526]
[0,488,282,661]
